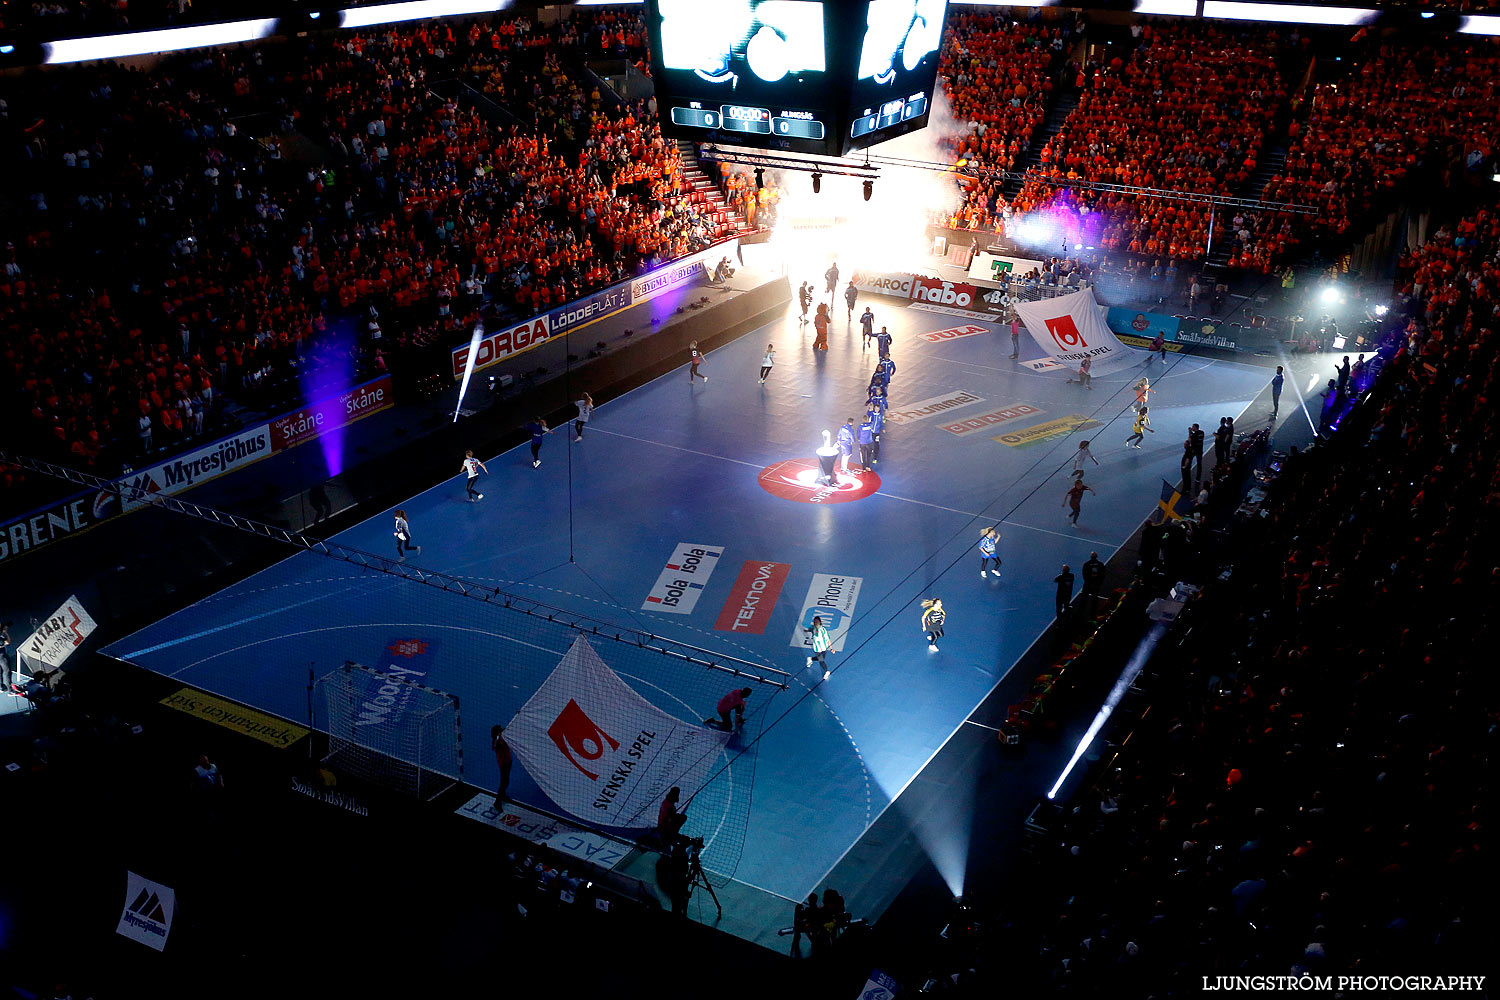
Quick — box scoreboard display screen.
[846,0,948,153]
[648,0,839,155]
[646,0,949,157]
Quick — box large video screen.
[647,0,842,156]
[845,0,949,153]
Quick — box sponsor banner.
[886,390,986,426]
[919,324,990,344]
[1014,288,1137,373]
[630,240,737,303]
[2,379,393,563]
[118,424,273,513]
[20,595,97,671]
[451,315,553,379]
[909,301,995,321]
[550,283,633,335]
[1106,307,1181,343]
[268,375,393,453]
[291,776,370,816]
[968,251,1045,284]
[642,542,723,614]
[456,794,631,870]
[994,414,1102,447]
[1174,320,1241,352]
[0,490,116,564]
[910,276,979,310]
[789,573,862,653]
[117,872,175,952]
[714,561,791,634]
[1022,358,1068,372]
[940,403,1044,436]
[347,636,441,732]
[849,270,917,298]
[858,970,901,1000]
[160,686,310,748]
[758,459,881,504]
[977,286,1013,315]
[504,636,730,826]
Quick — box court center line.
[589,427,764,469]
[875,490,1115,543]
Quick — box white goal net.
[314,661,462,801]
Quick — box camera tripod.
[683,845,721,918]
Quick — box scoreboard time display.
[646,0,949,157]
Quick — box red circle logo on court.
[758,458,882,504]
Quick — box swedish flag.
[1151,480,1195,525]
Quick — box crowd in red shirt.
[959,199,1497,994]
[1249,40,1500,264]
[1012,24,1288,264]
[1,9,733,493]
[939,13,1064,232]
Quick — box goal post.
[314,661,463,801]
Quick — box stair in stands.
[674,140,753,239]
[1003,89,1079,201]
[1204,143,1289,270]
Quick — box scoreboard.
[646,0,949,157]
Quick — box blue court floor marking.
[807,566,1064,889]
[198,575,378,604]
[589,427,773,469]
[106,296,1272,904]
[122,579,381,659]
[164,621,567,678]
[808,339,1270,890]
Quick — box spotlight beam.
[1047,623,1167,801]
[454,321,484,422]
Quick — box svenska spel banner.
[1014,287,1137,373]
[503,637,730,828]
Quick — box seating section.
[976,199,1497,993]
[1253,40,1500,250]
[938,13,1064,231]
[1012,23,1287,264]
[0,9,737,492]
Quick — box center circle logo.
[758,458,882,504]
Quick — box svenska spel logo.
[547,699,619,780]
[758,458,881,504]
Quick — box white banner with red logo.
[21,594,97,671]
[503,637,730,828]
[1013,287,1137,373]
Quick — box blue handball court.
[104,288,1272,940]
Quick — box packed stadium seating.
[967,199,1496,994]
[0,10,738,489]
[938,13,1065,232]
[1251,39,1500,253]
[1011,23,1289,264]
